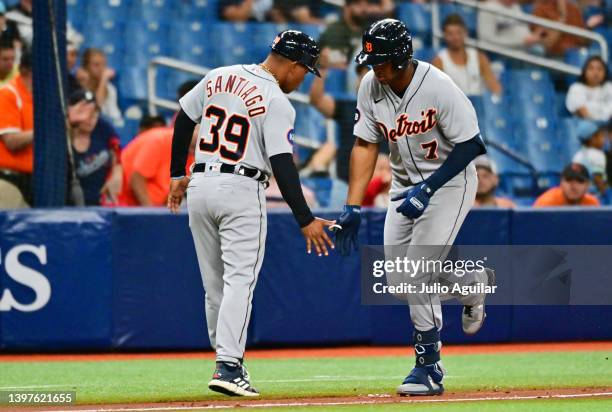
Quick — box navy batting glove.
[391,183,433,219]
[333,205,361,256]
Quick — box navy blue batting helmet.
[270,30,321,77]
[355,19,413,70]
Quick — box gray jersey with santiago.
[180,64,295,175]
[353,61,480,194]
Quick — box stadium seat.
[82,20,124,50]
[325,69,346,94]
[124,20,169,48]
[439,3,477,34]
[89,0,129,23]
[519,119,562,173]
[178,0,219,20]
[557,117,583,165]
[67,0,87,31]
[130,0,173,21]
[413,47,435,63]
[397,3,431,37]
[172,43,215,67]
[168,19,210,54]
[119,67,148,100]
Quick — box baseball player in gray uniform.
[168,30,334,397]
[334,19,495,396]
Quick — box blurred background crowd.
[0,0,610,210]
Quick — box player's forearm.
[1,131,33,152]
[346,138,378,206]
[270,153,315,227]
[170,110,197,178]
[130,172,152,206]
[425,136,485,193]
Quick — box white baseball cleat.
[462,268,496,335]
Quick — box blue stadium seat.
[513,92,556,123]
[294,105,326,144]
[557,118,583,165]
[82,20,125,51]
[508,69,554,96]
[124,41,169,69]
[413,47,435,63]
[177,0,219,20]
[325,69,346,94]
[89,0,129,23]
[168,19,211,54]
[520,119,562,173]
[124,20,169,48]
[172,44,214,67]
[119,67,148,100]
[252,23,286,46]
[397,3,431,36]
[67,0,88,32]
[482,92,518,149]
[130,0,173,21]
[439,3,477,34]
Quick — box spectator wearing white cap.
[572,121,608,195]
[473,155,516,208]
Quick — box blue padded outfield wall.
[0,208,611,350]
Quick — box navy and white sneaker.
[462,268,496,335]
[397,362,445,396]
[208,361,259,397]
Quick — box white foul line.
[39,391,612,412]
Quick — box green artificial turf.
[252,398,612,412]
[0,351,610,404]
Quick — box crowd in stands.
[0,0,610,210]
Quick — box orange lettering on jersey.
[378,108,437,142]
[225,75,237,93]
[240,86,257,100]
[206,80,213,98]
[214,76,223,94]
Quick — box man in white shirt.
[477,0,542,49]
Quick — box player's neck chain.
[259,64,279,85]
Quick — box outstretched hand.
[167,177,190,214]
[301,217,336,256]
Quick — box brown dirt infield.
[12,388,612,411]
[0,341,611,363]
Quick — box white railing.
[147,56,331,149]
[431,0,608,76]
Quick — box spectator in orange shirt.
[534,163,600,207]
[119,126,196,206]
[0,51,33,208]
[473,155,516,208]
[532,0,589,56]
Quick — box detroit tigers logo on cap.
[365,42,373,53]
[354,108,361,124]
[287,128,295,145]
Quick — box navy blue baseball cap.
[270,30,321,77]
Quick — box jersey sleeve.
[353,77,382,143]
[435,78,481,144]
[263,97,295,158]
[179,76,207,123]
